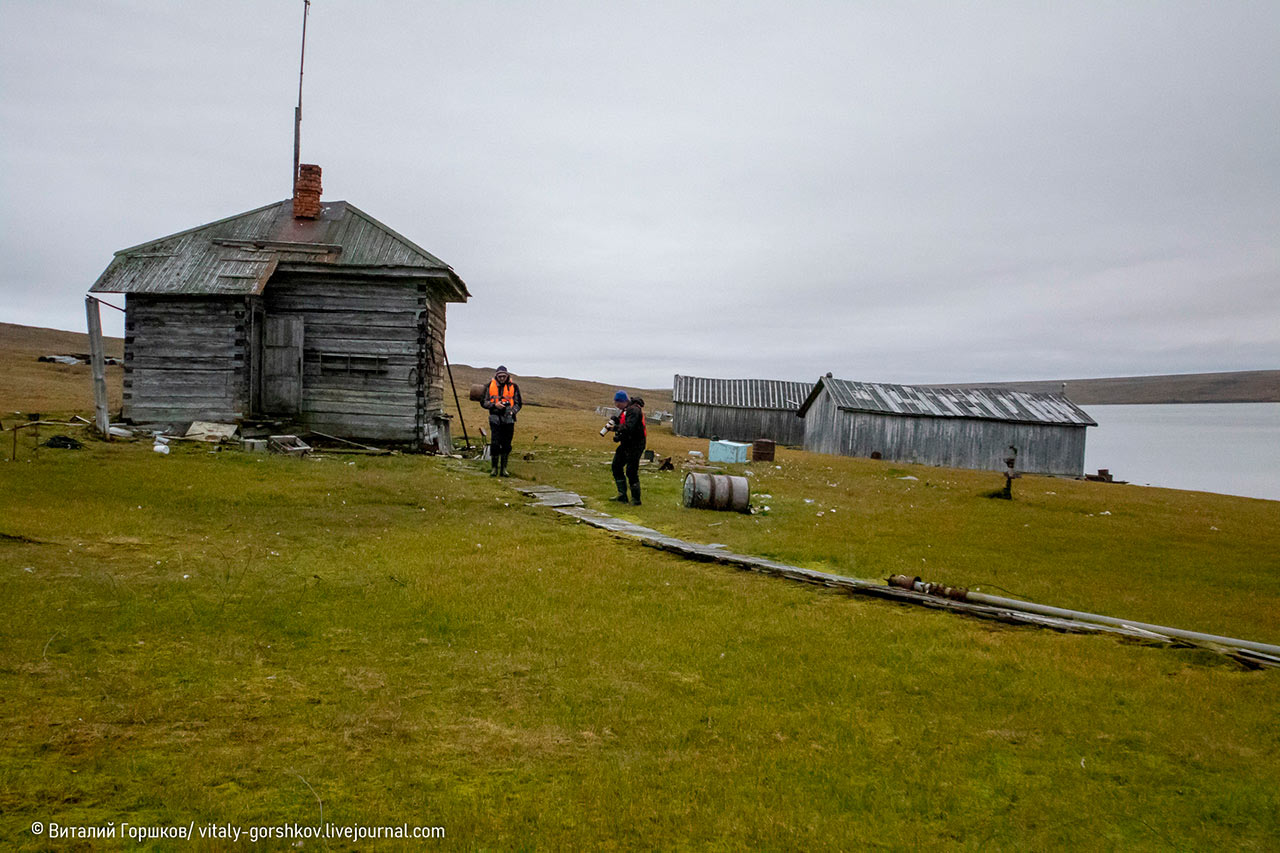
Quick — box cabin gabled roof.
[90,199,468,301]
[673,374,814,411]
[797,377,1096,426]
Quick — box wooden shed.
[88,166,469,448]
[797,377,1095,476]
[672,375,812,445]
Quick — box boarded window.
[318,352,389,375]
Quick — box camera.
[600,415,619,436]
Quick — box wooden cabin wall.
[264,275,421,441]
[672,403,806,445]
[123,296,249,423]
[420,288,452,451]
[422,289,447,419]
[803,391,1088,476]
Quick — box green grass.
[2,423,1279,850]
[514,407,1280,640]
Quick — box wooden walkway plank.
[500,478,1277,668]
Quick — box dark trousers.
[490,422,515,459]
[612,444,642,494]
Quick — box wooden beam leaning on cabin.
[85,296,111,437]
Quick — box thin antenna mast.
[292,0,311,192]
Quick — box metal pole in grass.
[442,345,471,452]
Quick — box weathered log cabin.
[672,375,812,445]
[89,165,468,448]
[797,377,1095,476]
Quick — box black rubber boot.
[489,454,498,477]
[630,483,641,506]
[612,479,629,502]
[500,453,511,477]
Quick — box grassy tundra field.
[2,327,1279,849]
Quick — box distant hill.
[3,322,1274,414]
[942,371,1280,405]
[0,321,125,414]
[441,364,673,414]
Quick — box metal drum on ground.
[682,472,751,513]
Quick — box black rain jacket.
[614,400,646,452]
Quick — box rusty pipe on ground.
[888,574,969,600]
[887,575,1280,659]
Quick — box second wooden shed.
[672,374,812,445]
[797,377,1096,475]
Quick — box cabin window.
[318,352,389,375]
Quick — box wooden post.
[85,296,111,438]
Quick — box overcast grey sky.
[2,1,1277,388]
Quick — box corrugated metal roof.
[798,377,1096,426]
[673,375,814,411]
[90,200,468,300]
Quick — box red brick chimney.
[293,163,322,218]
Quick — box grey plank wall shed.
[798,378,1095,476]
[672,375,812,445]
[90,199,468,445]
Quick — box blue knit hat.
[613,390,629,403]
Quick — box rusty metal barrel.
[682,472,751,513]
[469,383,487,402]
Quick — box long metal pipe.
[908,582,1280,658]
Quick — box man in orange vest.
[609,390,646,504]
[482,366,522,477]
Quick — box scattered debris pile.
[36,353,121,366]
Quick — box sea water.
[1082,403,1280,502]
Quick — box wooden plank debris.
[304,430,392,455]
[185,421,240,442]
[268,434,312,456]
[517,485,584,508]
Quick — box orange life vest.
[487,379,516,408]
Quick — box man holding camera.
[607,390,646,505]
[482,366,522,477]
